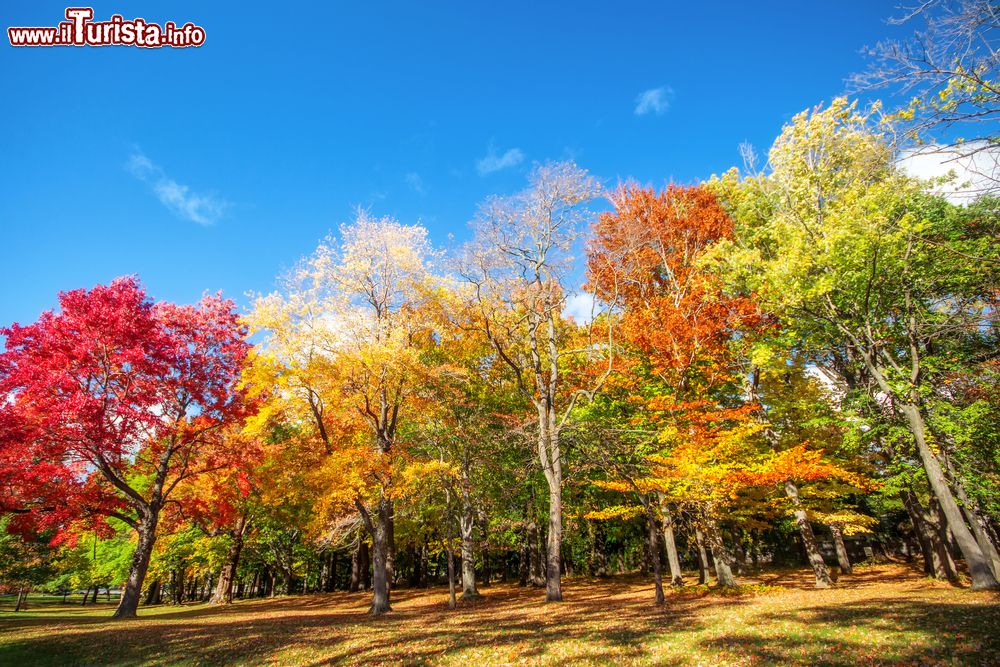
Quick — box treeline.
[1,92,997,619]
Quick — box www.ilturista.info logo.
[8,8,205,48]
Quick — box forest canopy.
[2,95,998,624]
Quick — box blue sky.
[0,1,909,326]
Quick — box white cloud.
[897,141,1000,204]
[563,292,597,324]
[126,152,155,178]
[404,172,426,195]
[634,86,673,116]
[127,150,228,225]
[476,145,525,176]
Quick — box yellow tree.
[744,357,878,582]
[245,211,447,614]
[710,98,1000,589]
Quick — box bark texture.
[784,480,833,588]
[702,516,737,587]
[210,517,247,605]
[830,523,853,575]
[114,512,159,618]
[459,455,480,600]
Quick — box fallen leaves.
[1,563,998,666]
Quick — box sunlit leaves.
[0,276,252,538]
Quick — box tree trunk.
[459,456,480,600]
[446,545,457,609]
[694,526,712,584]
[544,480,563,602]
[144,580,162,605]
[446,492,457,609]
[526,510,545,587]
[169,569,179,604]
[519,532,530,586]
[644,505,665,604]
[529,307,567,603]
[320,552,334,592]
[702,516,737,587]
[661,513,684,587]
[784,480,833,588]
[358,540,371,591]
[386,499,396,592]
[732,534,748,576]
[114,511,159,619]
[211,526,245,604]
[927,494,961,578]
[640,537,650,577]
[349,540,361,592]
[482,543,491,586]
[419,544,429,588]
[850,335,1000,589]
[930,424,1000,581]
[364,496,392,615]
[897,403,998,588]
[829,523,853,575]
[14,587,26,612]
[902,490,951,579]
[985,519,1000,557]
[951,474,1000,581]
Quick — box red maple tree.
[0,276,252,618]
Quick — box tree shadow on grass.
[746,562,943,592]
[3,568,995,666]
[0,582,705,666]
[700,597,1000,666]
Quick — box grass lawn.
[1,563,998,666]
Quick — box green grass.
[1,564,998,666]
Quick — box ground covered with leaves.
[1,564,998,666]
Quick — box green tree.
[710,98,1000,589]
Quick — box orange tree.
[586,184,875,590]
[584,184,766,593]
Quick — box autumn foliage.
[588,184,764,380]
[0,276,252,616]
[1,99,998,622]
